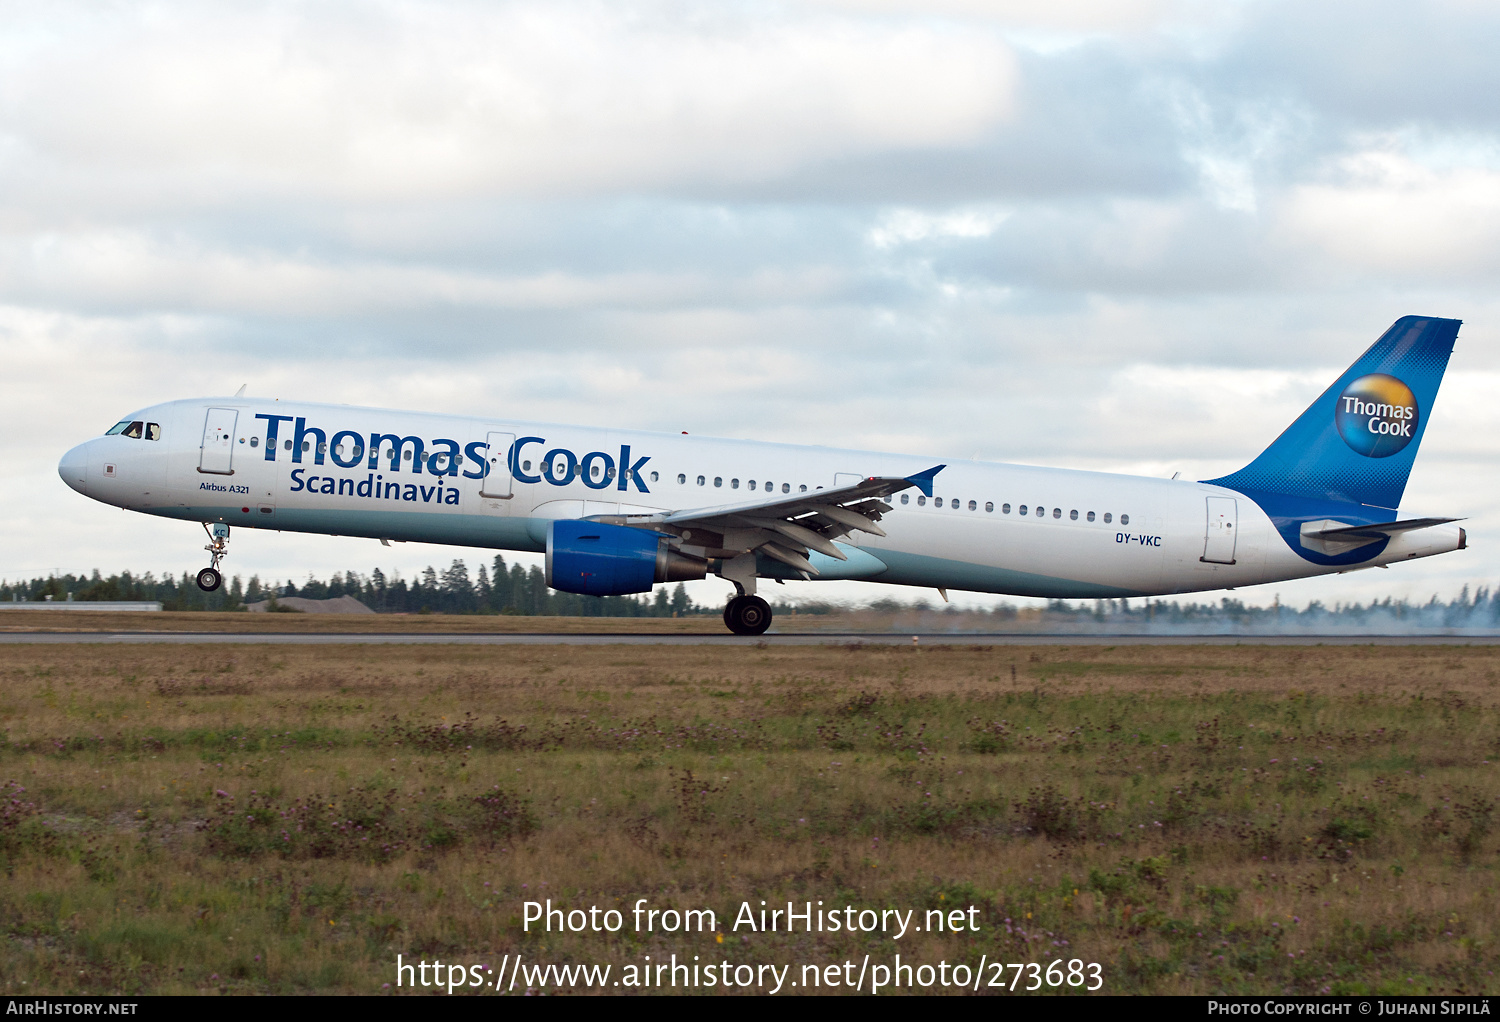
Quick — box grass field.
[0,641,1496,995]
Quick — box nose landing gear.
[197,522,229,592]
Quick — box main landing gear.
[723,594,772,636]
[718,552,771,635]
[196,522,230,592]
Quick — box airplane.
[57,315,1466,634]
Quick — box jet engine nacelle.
[545,520,707,597]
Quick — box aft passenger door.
[1202,496,1238,564]
[480,430,515,499]
[198,408,238,475]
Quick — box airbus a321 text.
[59,316,1467,634]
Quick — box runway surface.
[2,631,1498,646]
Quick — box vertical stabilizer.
[1204,316,1459,509]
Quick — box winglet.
[904,464,945,498]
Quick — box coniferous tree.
[475,564,491,609]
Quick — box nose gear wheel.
[197,522,230,592]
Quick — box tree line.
[0,556,704,616]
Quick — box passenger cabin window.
[799,484,807,492]
[650,471,660,482]
[1019,505,1028,515]
[1121,514,1130,525]
[1104,513,1112,523]
[250,437,260,448]
[1070,509,1078,520]
[969,500,978,511]
[917,496,926,506]
[1001,503,1010,514]
[935,497,943,508]
[714,477,722,487]
[697,475,705,486]
[677,473,686,484]
[1053,508,1062,519]
[900,494,909,504]
[731,478,739,489]
[781,483,790,493]
[748,480,757,490]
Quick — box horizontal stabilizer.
[1299,516,1462,556]
[1306,516,1461,541]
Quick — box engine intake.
[546,520,707,597]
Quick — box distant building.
[245,595,374,614]
[0,601,163,611]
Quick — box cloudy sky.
[4,0,1499,610]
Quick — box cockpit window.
[104,419,160,440]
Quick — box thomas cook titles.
[1341,397,1414,434]
[288,469,461,504]
[251,414,653,494]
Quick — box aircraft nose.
[58,443,89,496]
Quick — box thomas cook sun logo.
[1335,373,1419,458]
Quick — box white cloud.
[0,2,1016,204]
[0,230,855,316]
[1279,147,1500,278]
[805,0,1194,34]
[866,205,1012,248]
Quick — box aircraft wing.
[600,465,944,576]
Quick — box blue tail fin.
[1204,315,1460,509]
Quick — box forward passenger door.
[198,408,238,475]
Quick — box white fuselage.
[58,398,1464,599]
